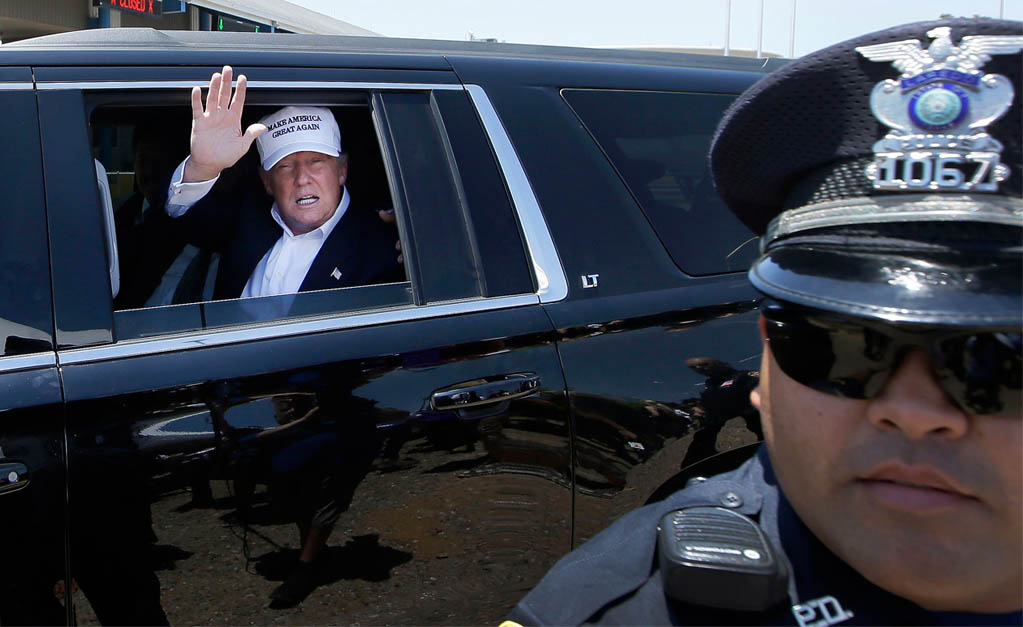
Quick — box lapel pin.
[331,267,342,280]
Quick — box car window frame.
[36,76,565,365]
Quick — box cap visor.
[751,247,1022,327]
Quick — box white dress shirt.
[166,157,349,298]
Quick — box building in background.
[0,0,377,43]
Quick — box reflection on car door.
[57,307,569,625]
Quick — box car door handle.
[431,373,541,411]
[0,462,30,495]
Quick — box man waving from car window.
[165,66,402,301]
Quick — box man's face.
[259,151,347,235]
[752,316,1022,613]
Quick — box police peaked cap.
[710,18,1023,327]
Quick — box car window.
[86,90,479,341]
[562,89,759,276]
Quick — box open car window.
[88,92,423,341]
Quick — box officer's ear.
[750,382,763,411]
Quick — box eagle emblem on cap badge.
[857,27,1023,192]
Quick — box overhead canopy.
[187,0,379,35]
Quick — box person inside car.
[164,66,403,301]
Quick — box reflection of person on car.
[164,66,402,301]
[678,356,761,470]
[68,426,170,625]
[229,392,379,608]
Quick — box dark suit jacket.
[113,191,191,309]
[166,177,403,300]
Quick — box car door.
[0,70,69,626]
[37,63,571,625]
[449,56,769,545]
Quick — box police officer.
[504,17,1022,626]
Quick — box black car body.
[0,29,783,625]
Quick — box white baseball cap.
[255,105,342,171]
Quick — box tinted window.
[432,90,533,298]
[379,92,478,303]
[0,91,53,355]
[563,89,758,276]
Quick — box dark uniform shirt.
[507,448,1023,626]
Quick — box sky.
[291,0,1022,57]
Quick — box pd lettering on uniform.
[791,595,854,627]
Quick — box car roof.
[2,28,786,74]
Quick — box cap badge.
[856,27,1023,192]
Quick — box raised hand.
[183,66,267,182]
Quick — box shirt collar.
[269,186,350,240]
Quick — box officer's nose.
[865,348,969,440]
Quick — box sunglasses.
[761,300,1022,416]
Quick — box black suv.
[0,29,783,625]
